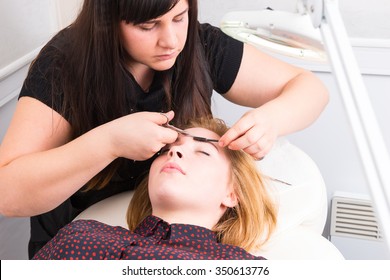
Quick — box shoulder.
[34,28,70,64]
[35,220,133,260]
[197,21,243,60]
[60,219,130,236]
[197,23,244,94]
[25,28,71,82]
[198,22,219,37]
[198,23,238,46]
[20,28,73,105]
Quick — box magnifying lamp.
[220,7,327,62]
[221,0,390,254]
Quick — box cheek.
[194,160,231,189]
[148,161,162,187]
[122,36,146,56]
[121,29,152,55]
[178,28,188,49]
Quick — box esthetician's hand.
[219,107,277,160]
[107,111,178,161]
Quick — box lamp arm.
[298,0,324,28]
[318,0,390,251]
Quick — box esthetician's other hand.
[219,107,277,160]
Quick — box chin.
[152,60,176,71]
[150,184,181,201]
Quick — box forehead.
[185,127,220,139]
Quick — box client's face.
[148,127,236,227]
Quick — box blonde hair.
[127,118,277,252]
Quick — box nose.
[168,146,183,158]
[158,24,178,49]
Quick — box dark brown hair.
[35,0,213,190]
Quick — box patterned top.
[33,215,265,260]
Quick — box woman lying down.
[33,118,277,260]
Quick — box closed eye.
[173,16,184,23]
[138,23,156,31]
[198,151,210,156]
[173,8,188,23]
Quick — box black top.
[19,23,244,258]
[33,215,265,260]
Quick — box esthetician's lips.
[161,162,186,175]
[156,52,176,61]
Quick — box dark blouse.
[33,215,264,260]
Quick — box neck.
[151,209,222,230]
[126,63,154,92]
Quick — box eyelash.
[138,17,185,31]
[157,149,210,157]
[139,24,155,31]
[174,17,184,23]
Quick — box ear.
[221,184,238,208]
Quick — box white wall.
[0,0,57,71]
[0,0,83,260]
[198,0,390,39]
[340,0,390,39]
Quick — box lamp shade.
[220,9,327,62]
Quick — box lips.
[161,162,185,175]
[156,52,176,60]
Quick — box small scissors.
[160,113,219,143]
[263,175,292,186]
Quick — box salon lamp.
[221,0,390,253]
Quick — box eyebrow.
[172,135,220,152]
[192,137,219,151]
[174,8,189,18]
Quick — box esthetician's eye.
[137,22,156,31]
[173,16,184,23]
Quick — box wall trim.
[265,38,390,76]
[0,46,42,82]
[0,90,18,109]
[350,38,390,48]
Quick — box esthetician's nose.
[168,147,183,158]
[158,24,178,49]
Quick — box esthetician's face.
[148,128,235,222]
[119,0,189,72]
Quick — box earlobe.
[222,187,238,208]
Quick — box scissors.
[160,113,219,143]
[263,175,292,186]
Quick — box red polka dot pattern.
[33,215,265,260]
